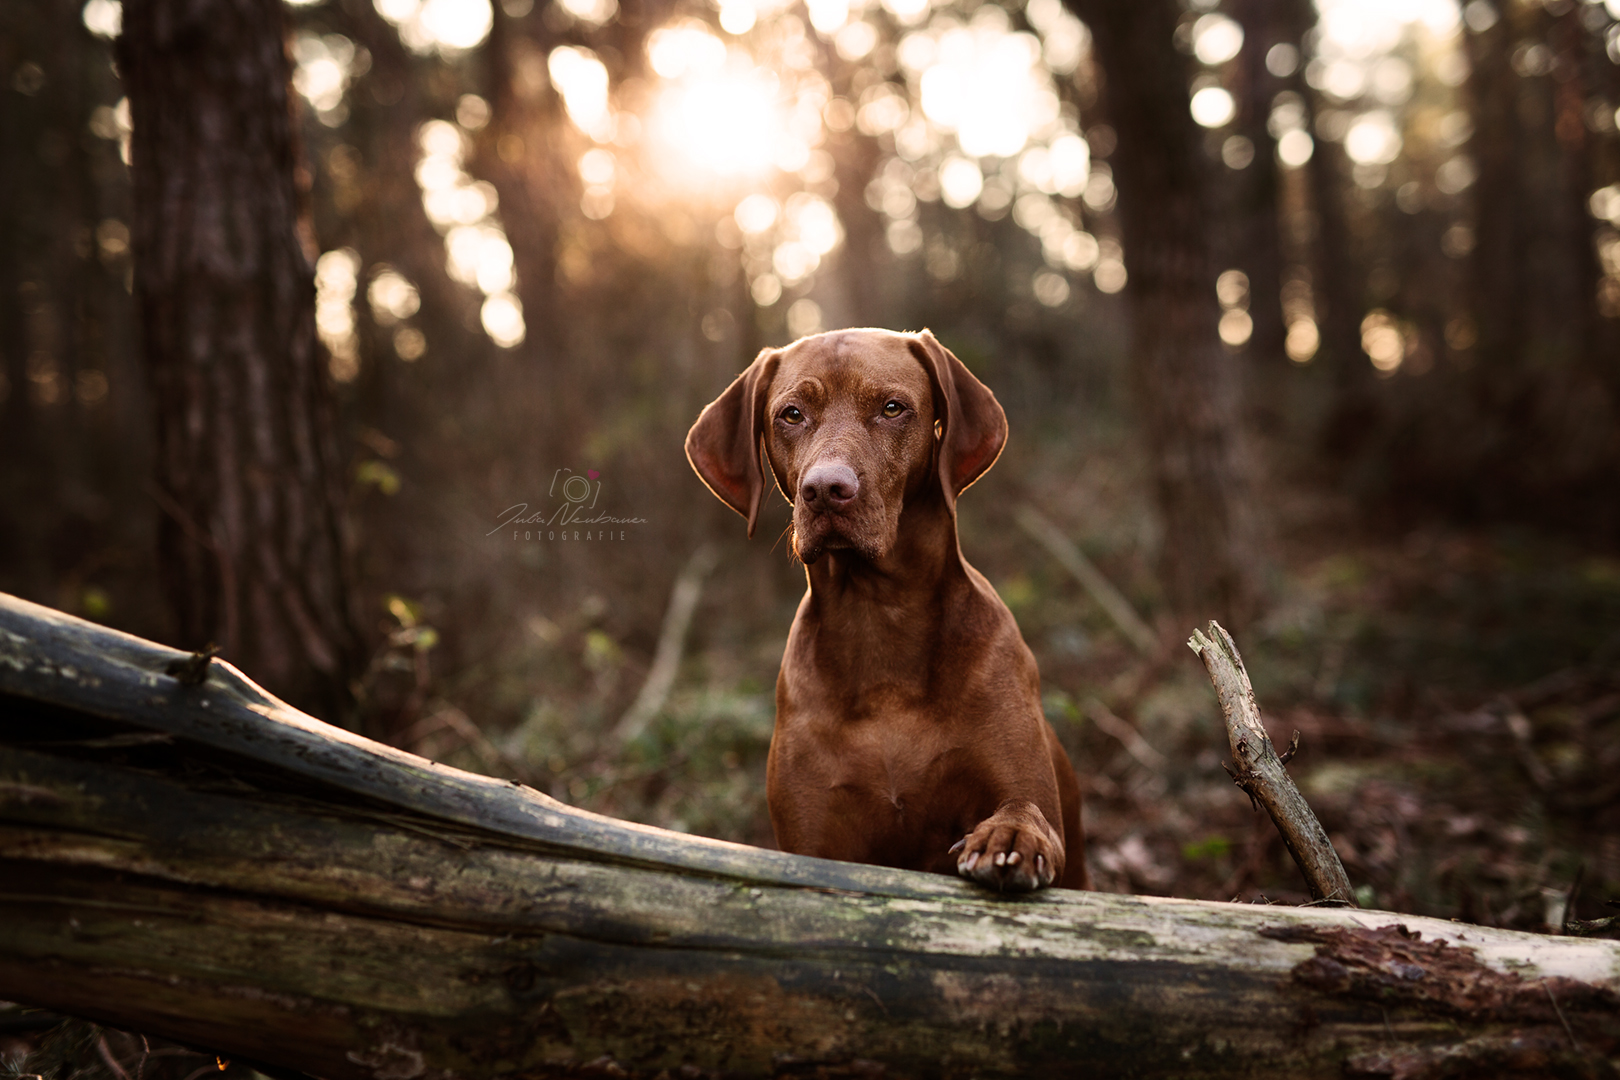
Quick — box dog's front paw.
[949,804,1062,892]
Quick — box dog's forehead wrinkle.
[772,376,825,410]
[782,332,926,390]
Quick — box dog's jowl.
[687,328,1087,891]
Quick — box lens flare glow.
[918,17,1056,159]
[1277,129,1314,167]
[413,120,524,348]
[1345,111,1402,165]
[734,194,780,233]
[1190,86,1236,128]
[374,0,491,55]
[938,156,984,208]
[368,268,421,325]
[1033,270,1070,307]
[82,0,121,38]
[1286,320,1320,363]
[558,0,617,26]
[1218,309,1253,346]
[786,298,824,336]
[719,2,756,34]
[648,21,728,78]
[315,249,361,381]
[291,34,359,125]
[1361,310,1405,373]
[1192,14,1244,66]
[787,193,843,256]
[481,293,526,348]
[648,68,786,181]
[543,0,1098,316]
[1592,184,1620,225]
[806,0,849,34]
[549,46,613,141]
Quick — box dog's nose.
[801,463,859,508]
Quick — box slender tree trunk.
[1266,0,1380,470]
[118,0,363,725]
[0,39,30,454]
[1224,0,1286,370]
[1304,137,1366,394]
[474,10,572,458]
[1062,0,1262,628]
[1463,5,1530,470]
[1455,4,1620,527]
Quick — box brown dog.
[686,328,1086,891]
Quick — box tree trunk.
[3,592,1618,1080]
[117,0,363,725]
[1062,0,1262,629]
[1461,4,1531,499]
[1223,0,1286,370]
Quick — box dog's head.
[686,328,1006,563]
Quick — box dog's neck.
[799,488,970,657]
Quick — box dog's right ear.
[686,348,781,538]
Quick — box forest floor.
[5,461,1620,1080]
[423,460,1620,933]
[1068,523,1620,927]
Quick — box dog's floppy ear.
[686,348,781,538]
[910,329,1007,512]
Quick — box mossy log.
[1,593,1618,1080]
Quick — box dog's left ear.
[686,348,781,538]
[910,329,1007,511]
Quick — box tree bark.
[3,592,1619,1080]
[117,0,363,726]
[1061,0,1262,628]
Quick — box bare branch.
[1015,505,1157,655]
[1189,620,1355,906]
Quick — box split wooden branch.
[1189,620,1356,906]
[3,595,1618,1078]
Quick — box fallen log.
[1,593,1617,1079]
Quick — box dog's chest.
[797,704,964,818]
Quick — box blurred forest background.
[3,0,1620,936]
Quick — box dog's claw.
[947,837,966,855]
[954,810,1061,892]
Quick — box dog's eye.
[780,406,804,424]
[882,400,905,418]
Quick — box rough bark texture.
[1061,0,1261,628]
[3,592,1620,1080]
[1190,620,1355,906]
[117,0,362,725]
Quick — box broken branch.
[1189,620,1355,906]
